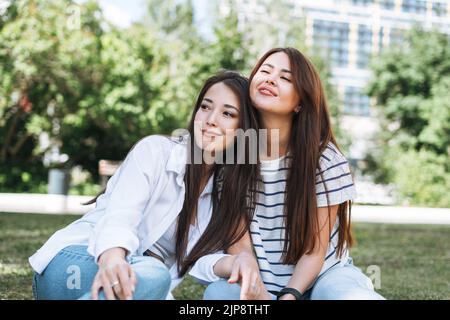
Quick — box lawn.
[0,212,449,300]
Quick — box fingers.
[100,272,117,300]
[250,273,261,299]
[91,274,102,300]
[90,264,136,300]
[116,265,134,300]
[228,262,241,284]
[240,269,257,300]
[129,266,137,289]
[241,270,263,300]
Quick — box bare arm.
[213,226,271,300]
[279,205,339,300]
[212,225,254,278]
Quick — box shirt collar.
[200,174,214,197]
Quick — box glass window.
[357,25,372,68]
[378,26,384,52]
[402,0,427,14]
[390,28,405,46]
[351,0,374,6]
[344,87,371,116]
[379,0,395,10]
[432,1,447,16]
[313,19,350,67]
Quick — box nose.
[265,75,276,86]
[206,110,218,127]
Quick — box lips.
[202,129,221,138]
[257,84,277,97]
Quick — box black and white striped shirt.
[250,142,356,294]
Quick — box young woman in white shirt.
[190,48,385,300]
[29,71,258,300]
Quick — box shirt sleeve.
[315,143,357,207]
[188,252,230,284]
[87,135,165,263]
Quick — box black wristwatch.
[277,287,306,300]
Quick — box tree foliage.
[366,28,450,207]
[0,0,343,193]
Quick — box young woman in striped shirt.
[190,48,385,300]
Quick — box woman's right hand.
[228,252,271,300]
[91,247,137,300]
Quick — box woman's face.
[250,51,300,116]
[194,82,241,153]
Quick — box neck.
[200,163,213,188]
[259,112,293,159]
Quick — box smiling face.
[193,82,241,153]
[250,51,300,116]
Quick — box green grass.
[0,212,449,300]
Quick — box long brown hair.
[249,48,353,264]
[176,71,260,276]
[85,72,259,276]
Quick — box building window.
[401,0,427,14]
[389,28,405,46]
[379,0,395,10]
[313,19,349,67]
[432,1,447,16]
[378,26,384,52]
[351,0,374,6]
[344,86,371,116]
[357,24,372,68]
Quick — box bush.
[387,147,450,207]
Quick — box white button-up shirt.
[29,134,214,296]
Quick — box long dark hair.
[176,71,259,276]
[249,48,353,264]
[85,71,259,275]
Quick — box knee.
[152,266,171,291]
[203,280,241,300]
[132,260,171,300]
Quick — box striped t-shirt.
[250,142,357,294]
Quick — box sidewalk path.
[1,193,450,225]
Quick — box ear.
[294,105,301,113]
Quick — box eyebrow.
[262,63,292,74]
[224,104,239,112]
[203,98,239,112]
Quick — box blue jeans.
[32,245,171,300]
[203,258,385,300]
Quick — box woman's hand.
[91,247,137,300]
[228,252,271,300]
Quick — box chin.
[255,103,277,114]
[201,142,217,153]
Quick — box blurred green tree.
[0,0,343,193]
[0,0,105,190]
[366,28,450,207]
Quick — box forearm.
[285,253,325,297]
[282,205,339,298]
[212,255,237,278]
[227,230,254,255]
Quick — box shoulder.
[315,142,356,206]
[130,134,183,169]
[318,142,349,172]
[133,134,179,157]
